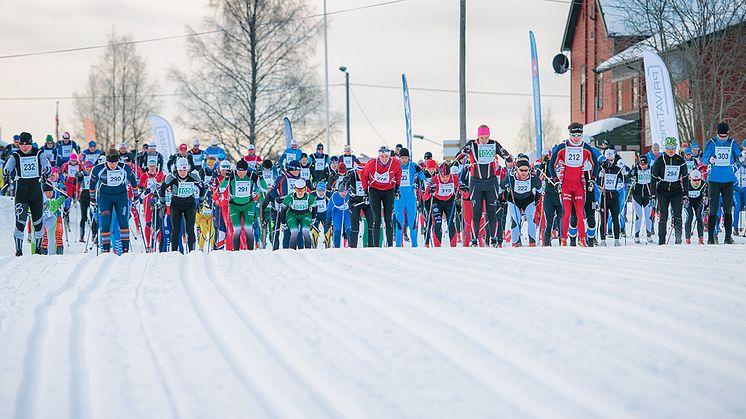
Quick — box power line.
[349,87,389,145]
[0,0,412,60]
[351,83,570,98]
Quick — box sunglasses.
[570,133,583,137]
[517,168,529,172]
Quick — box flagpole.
[323,0,331,151]
[55,101,60,141]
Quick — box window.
[597,72,604,110]
[580,66,586,112]
[632,77,639,108]
[616,81,623,113]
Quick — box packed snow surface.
[1,197,745,419]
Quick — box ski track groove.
[373,248,734,416]
[13,254,95,419]
[311,250,630,419]
[205,253,367,419]
[291,250,584,419]
[498,248,746,361]
[69,255,117,419]
[178,253,288,419]
[430,248,746,388]
[133,255,181,419]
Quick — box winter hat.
[290,138,298,146]
[176,157,189,170]
[211,138,219,146]
[337,162,347,174]
[88,141,97,147]
[639,155,648,164]
[424,151,433,160]
[664,137,678,150]
[219,160,231,170]
[477,125,490,137]
[287,160,301,170]
[62,132,70,140]
[70,152,78,161]
[294,179,307,190]
[604,149,615,161]
[262,159,273,169]
[247,144,255,151]
[179,143,187,151]
[316,181,327,191]
[300,153,308,159]
[684,148,692,155]
[717,122,730,135]
[689,170,702,181]
[330,155,339,162]
[42,183,54,192]
[19,132,32,145]
[236,159,249,170]
[45,135,54,143]
[692,142,700,150]
[399,147,410,157]
[316,143,324,150]
[568,122,583,134]
[193,139,200,146]
[378,145,390,154]
[425,159,439,170]
[119,142,127,149]
[148,142,156,149]
[439,162,450,175]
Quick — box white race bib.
[85,153,98,164]
[314,159,325,171]
[688,189,702,199]
[264,172,274,186]
[740,169,746,187]
[247,160,256,169]
[204,175,213,185]
[19,156,39,178]
[663,165,680,182]
[343,156,353,169]
[146,178,157,191]
[604,173,617,190]
[291,198,309,211]
[285,153,296,165]
[67,164,79,177]
[177,181,194,197]
[477,143,496,165]
[147,155,158,166]
[686,160,695,173]
[83,174,91,190]
[373,171,390,184]
[316,198,327,212]
[514,179,531,194]
[300,168,311,180]
[61,144,72,158]
[400,168,411,187]
[565,146,583,168]
[234,181,252,198]
[192,153,203,166]
[637,170,651,184]
[356,180,364,195]
[107,169,125,187]
[438,182,455,196]
[714,146,731,166]
[43,149,55,161]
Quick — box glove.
[394,185,400,199]
[428,184,436,194]
[90,200,98,212]
[709,156,715,164]
[683,196,690,207]
[557,182,562,193]
[226,170,234,179]
[459,183,468,192]
[274,195,283,205]
[587,180,595,192]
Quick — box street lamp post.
[323,0,331,151]
[339,66,350,147]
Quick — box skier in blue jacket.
[702,122,741,244]
[277,138,303,170]
[394,148,425,247]
[734,145,746,235]
[326,182,351,248]
[90,151,138,253]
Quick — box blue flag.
[283,117,293,149]
[529,31,543,156]
[402,74,413,155]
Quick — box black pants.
[495,201,507,245]
[170,201,196,252]
[469,178,498,241]
[543,193,563,245]
[431,198,456,246]
[14,180,45,251]
[369,188,395,247]
[600,194,620,240]
[657,188,683,244]
[349,203,374,248]
[79,191,98,240]
[708,181,734,241]
[685,201,704,239]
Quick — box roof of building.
[561,0,640,51]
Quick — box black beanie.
[236,159,249,170]
[19,132,33,145]
[399,148,409,157]
[717,122,730,135]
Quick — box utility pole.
[340,66,351,146]
[459,0,467,146]
[323,0,331,151]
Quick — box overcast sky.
[0,0,571,159]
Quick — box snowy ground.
[1,196,746,419]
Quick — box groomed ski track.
[1,199,746,418]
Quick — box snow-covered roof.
[595,36,657,72]
[583,117,635,138]
[561,0,642,51]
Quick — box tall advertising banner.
[283,117,293,149]
[402,74,413,155]
[529,31,543,156]
[149,115,177,160]
[643,51,679,150]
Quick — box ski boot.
[714,236,720,244]
[560,238,567,246]
[724,236,735,245]
[599,239,607,247]
[698,237,705,245]
[685,238,691,244]
[675,236,682,245]
[634,235,641,244]
[490,238,499,248]
[614,239,621,247]
[528,241,536,248]
[569,236,577,247]
[513,242,522,248]
[470,239,478,248]
[578,238,588,247]
[647,233,654,243]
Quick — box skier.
[40,135,57,166]
[90,151,139,253]
[277,138,303,170]
[645,143,662,166]
[167,144,197,173]
[159,157,205,253]
[537,151,562,246]
[81,141,103,166]
[298,153,313,182]
[310,143,330,184]
[264,159,303,250]
[187,139,205,168]
[423,162,460,247]
[651,136,688,245]
[327,182,351,248]
[54,132,80,168]
[76,162,98,244]
[629,155,654,243]
[549,123,596,246]
[3,132,52,255]
[361,145,402,247]
[598,149,626,246]
[340,162,374,248]
[137,142,165,174]
[454,124,513,247]
[260,159,278,189]
[684,169,707,244]
[117,143,134,164]
[309,181,330,247]
[394,148,424,247]
[282,179,316,249]
[243,144,263,171]
[213,160,233,250]
[219,159,260,250]
[702,122,741,244]
[138,161,166,251]
[203,138,227,163]
[40,183,66,254]
[734,149,746,236]
[502,155,543,247]
[339,145,361,172]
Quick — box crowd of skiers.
[2,120,745,256]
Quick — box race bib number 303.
[714,146,731,166]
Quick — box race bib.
[291,198,309,211]
[714,146,731,166]
[107,169,125,186]
[343,156,353,168]
[315,159,325,171]
[686,160,695,173]
[247,160,256,169]
[202,208,213,217]
[688,189,701,199]
[477,143,496,165]
[234,181,251,198]
[565,146,583,168]
[316,198,327,212]
[85,153,98,164]
[147,155,158,166]
[604,173,617,190]
[67,164,79,177]
[740,170,746,186]
[300,168,311,180]
[285,153,296,165]
[288,178,297,190]
[146,178,157,191]
[192,153,203,166]
[204,175,213,185]
[19,156,39,178]
[637,170,651,184]
[663,165,680,182]
[263,171,274,186]
[83,174,91,190]
[514,179,531,194]
[373,171,390,184]
[400,168,411,187]
[438,182,455,196]
[356,180,364,195]
[43,149,55,161]
[61,144,72,158]
[177,181,194,197]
